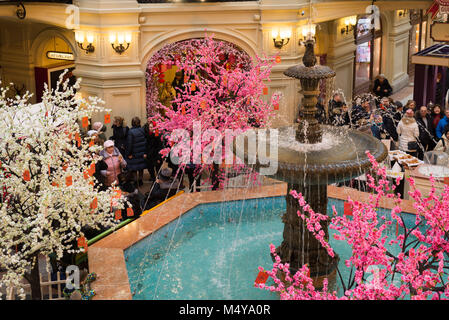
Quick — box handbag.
[407,140,418,151]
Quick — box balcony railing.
[137,0,258,3]
[0,0,73,4]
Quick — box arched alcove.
[144,35,253,118]
[31,27,77,102]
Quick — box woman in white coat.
[397,108,420,157]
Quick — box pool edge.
[88,183,417,300]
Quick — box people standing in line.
[143,121,163,183]
[415,105,436,160]
[435,108,449,140]
[125,117,148,186]
[397,108,420,157]
[431,104,444,132]
[373,74,392,98]
[109,116,129,157]
[100,140,127,187]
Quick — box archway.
[144,36,253,118]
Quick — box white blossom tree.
[0,73,125,300]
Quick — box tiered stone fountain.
[235,40,388,286]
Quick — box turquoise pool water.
[124,196,417,300]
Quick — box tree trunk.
[25,255,42,300]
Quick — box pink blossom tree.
[256,151,449,300]
[146,34,282,189]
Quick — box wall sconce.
[398,9,408,17]
[272,28,291,49]
[16,2,26,20]
[75,31,95,54]
[109,32,132,55]
[341,16,357,35]
[299,24,316,45]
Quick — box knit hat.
[87,130,98,137]
[104,140,114,148]
[92,122,103,132]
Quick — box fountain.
[234,40,388,286]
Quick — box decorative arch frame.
[140,28,258,73]
[31,27,77,67]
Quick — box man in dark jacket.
[379,97,399,145]
[373,74,392,98]
[415,105,436,160]
[125,117,148,186]
[143,121,163,182]
[110,116,129,156]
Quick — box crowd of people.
[82,73,449,222]
[82,115,190,225]
[316,78,449,161]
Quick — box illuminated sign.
[46,51,75,61]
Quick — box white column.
[382,10,412,93]
[325,19,357,102]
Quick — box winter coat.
[125,126,148,171]
[381,107,399,141]
[349,105,370,127]
[397,117,419,152]
[432,113,443,130]
[434,134,449,153]
[100,147,127,186]
[328,99,347,126]
[436,116,449,139]
[143,123,163,164]
[373,78,392,98]
[415,114,435,147]
[110,124,129,155]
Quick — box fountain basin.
[87,184,420,300]
[124,195,415,299]
[234,125,388,185]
